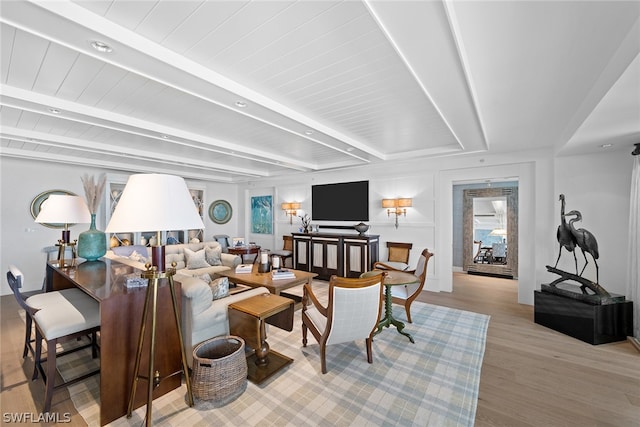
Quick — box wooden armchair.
[374,241,413,271]
[271,235,293,268]
[374,248,433,323]
[301,273,385,374]
[213,234,231,253]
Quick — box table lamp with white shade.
[105,173,201,425]
[35,194,91,266]
[105,173,204,271]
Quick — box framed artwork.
[30,189,77,228]
[251,195,273,234]
[208,200,232,224]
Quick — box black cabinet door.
[293,235,311,272]
[310,236,341,280]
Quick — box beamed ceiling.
[1,1,638,182]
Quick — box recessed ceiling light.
[600,143,613,148]
[346,147,354,152]
[48,107,60,114]
[91,40,113,53]
[235,101,247,108]
[304,130,314,135]
[161,135,170,139]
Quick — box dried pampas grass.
[81,173,106,214]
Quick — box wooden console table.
[46,259,182,425]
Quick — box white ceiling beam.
[7,0,384,162]
[0,127,265,178]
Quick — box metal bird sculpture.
[554,194,578,273]
[564,210,600,284]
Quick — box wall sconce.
[382,198,412,228]
[281,202,301,224]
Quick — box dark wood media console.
[292,232,379,280]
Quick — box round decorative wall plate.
[209,200,232,224]
[30,189,77,228]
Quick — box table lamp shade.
[35,194,91,248]
[105,174,204,233]
[35,195,91,225]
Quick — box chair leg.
[405,301,413,324]
[302,322,308,347]
[43,338,57,413]
[23,316,32,358]
[320,343,327,374]
[33,330,42,381]
[91,331,98,358]
[366,337,373,364]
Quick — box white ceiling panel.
[1,0,638,182]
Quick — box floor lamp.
[105,174,203,426]
[34,194,90,267]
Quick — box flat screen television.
[312,180,369,221]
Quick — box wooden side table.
[376,270,419,343]
[228,293,294,384]
[228,245,261,263]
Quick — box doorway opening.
[453,180,519,280]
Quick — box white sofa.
[104,241,268,366]
[104,240,240,277]
[176,273,268,365]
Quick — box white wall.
[2,147,633,304]
[553,149,633,295]
[0,157,240,295]
[236,147,633,305]
[237,164,438,284]
[0,158,108,294]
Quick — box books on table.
[271,269,295,280]
[235,264,253,273]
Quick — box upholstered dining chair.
[301,273,385,374]
[374,242,413,271]
[213,234,231,253]
[7,265,101,413]
[373,248,434,323]
[270,235,293,268]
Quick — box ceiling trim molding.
[0,85,315,173]
[442,0,491,151]
[0,127,262,179]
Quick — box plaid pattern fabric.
[326,283,381,345]
[61,302,489,426]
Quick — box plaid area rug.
[61,301,489,426]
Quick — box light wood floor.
[1,273,638,426]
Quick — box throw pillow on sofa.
[184,248,211,269]
[210,277,230,300]
[112,245,148,263]
[129,250,147,263]
[205,246,222,266]
[196,273,211,284]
